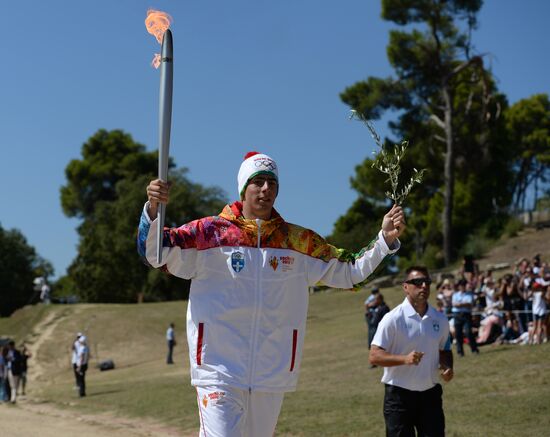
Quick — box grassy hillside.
[473,227,550,271]
[1,287,549,436]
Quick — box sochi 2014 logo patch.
[269,256,279,271]
[231,251,245,272]
[269,255,295,272]
[202,391,226,408]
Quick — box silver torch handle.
[157,29,173,264]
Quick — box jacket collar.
[219,201,285,235]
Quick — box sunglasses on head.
[404,277,432,287]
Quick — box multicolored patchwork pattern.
[161,202,375,263]
[138,201,391,287]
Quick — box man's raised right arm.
[146,178,171,220]
[137,179,198,278]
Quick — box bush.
[398,244,445,271]
[460,231,492,260]
[504,217,524,238]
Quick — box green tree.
[338,0,513,266]
[60,130,227,303]
[505,94,550,212]
[0,224,53,316]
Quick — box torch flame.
[145,9,172,68]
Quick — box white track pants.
[196,385,284,437]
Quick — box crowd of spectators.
[435,254,550,351]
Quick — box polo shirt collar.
[402,297,434,320]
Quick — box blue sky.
[1,0,549,279]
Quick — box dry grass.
[2,288,549,436]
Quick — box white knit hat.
[237,151,278,198]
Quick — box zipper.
[247,219,263,392]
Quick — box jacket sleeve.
[305,230,399,289]
[137,202,199,280]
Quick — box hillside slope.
[1,228,549,435]
[476,226,550,270]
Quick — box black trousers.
[167,340,175,363]
[453,312,479,355]
[76,364,88,397]
[384,384,445,437]
[73,363,79,386]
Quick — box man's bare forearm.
[439,350,453,370]
[370,345,421,367]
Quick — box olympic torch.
[156,29,173,264]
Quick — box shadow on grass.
[111,357,162,370]
[86,390,124,397]
[475,344,524,355]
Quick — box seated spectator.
[501,312,521,343]
[477,310,503,346]
[509,321,534,345]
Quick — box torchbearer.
[156,29,173,264]
[139,151,406,436]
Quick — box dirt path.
[24,307,78,381]
[0,400,184,437]
[11,308,189,437]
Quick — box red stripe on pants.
[197,322,204,365]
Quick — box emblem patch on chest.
[269,256,279,271]
[268,255,295,272]
[433,322,440,332]
[231,251,245,272]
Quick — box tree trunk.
[442,86,454,266]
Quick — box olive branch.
[350,110,426,205]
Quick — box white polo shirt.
[372,298,451,392]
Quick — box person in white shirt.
[40,282,51,304]
[451,279,480,356]
[75,335,89,397]
[530,280,549,344]
[370,266,453,437]
[71,332,83,389]
[166,323,176,364]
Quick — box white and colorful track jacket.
[138,201,399,393]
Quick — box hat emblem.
[254,158,277,171]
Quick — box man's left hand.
[441,367,454,382]
[382,204,406,246]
